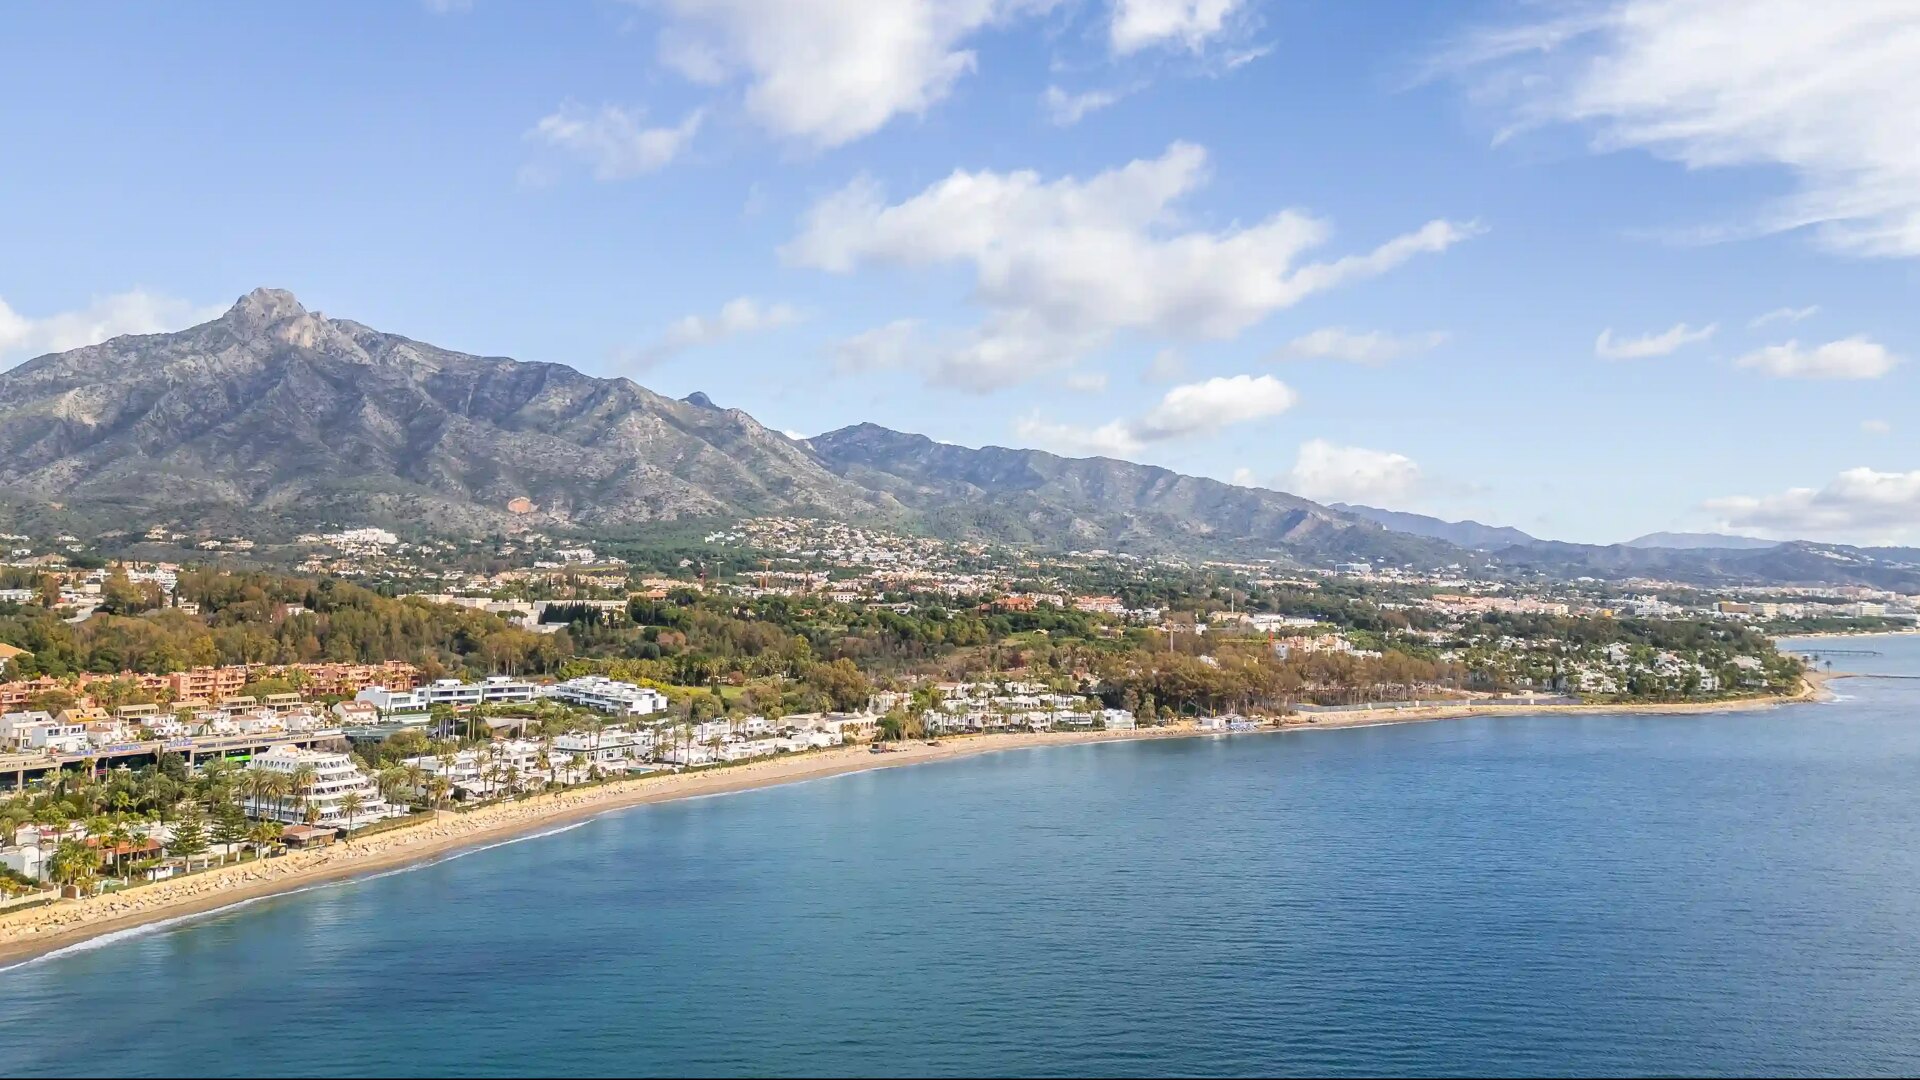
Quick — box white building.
[552,726,656,767]
[243,745,406,827]
[356,685,429,717]
[542,676,668,717]
[400,740,558,799]
[421,676,539,709]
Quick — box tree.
[289,763,318,823]
[168,805,209,866]
[247,820,283,856]
[339,791,365,837]
[48,839,98,893]
[210,801,249,863]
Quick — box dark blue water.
[4,636,1920,1077]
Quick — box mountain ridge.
[0,289,1432,562]
[1329,503,1539,550]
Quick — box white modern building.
[356,685,429,718]
[542,676,668,717]
[422,676,539,708]
[399,740,557,799]
[242,745,406,827]
[552,726,656,766]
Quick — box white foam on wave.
[0,816,604,972]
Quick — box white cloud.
[1133,373,1296,440]
[651,0,1047,149]
[1220,42,1272,69]
[1442,1,1920,257]
[1594,321,1716,360]
[1144,347,1187,382]
[1230,466,1257,486]
[1862,418,1893,435]
[1063,370,1109,393]
[832,319,920,374]
[782,428,809,440]
[1707,467,1920,539]
[1734,336,1899,380]
[787,142,1477,390]
[528,103,703,180]
[1275,326,1448,364]
[1111,0,1247,54]
[1751,304,1820,328]
[1042,84,1126,126]
[1013,414,1144,457]
[1014,373,1296,457]
[1284,438,1423,504]
[628,297,801,367]
[0,289,222,368]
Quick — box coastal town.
[0,513,1844,928]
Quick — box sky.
[2,0,1918,546]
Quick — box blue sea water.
[3,636,1920,1077]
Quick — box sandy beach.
[0,684,1825,969]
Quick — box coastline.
[1776,629,1920,640]
[0,684,1824,969]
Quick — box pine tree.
[210,801,249,863]
[168,805,209,864]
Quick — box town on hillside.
[0,516,1849,900]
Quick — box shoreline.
[0,685,1824,968]
[1774,628,1920,640]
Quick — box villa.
[541,676,668,717]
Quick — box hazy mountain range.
[1333,505,1782,554]
[0,288,1909,589]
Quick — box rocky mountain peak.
[223,287,309,329]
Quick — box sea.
[2,634,1919,1077]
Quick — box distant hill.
[807,425,1456,562]
[1623,532,1781,551]
[0,288,1450,564]
[1492,539,1920,592]
[1331,503,1539,550]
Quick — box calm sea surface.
[2,636,1919,1077]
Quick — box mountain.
[805,424,1457,562]
[0,289,893,532]
[1492,539,1920,591]
[1622,532,1781,551]
[0,288,1446,563]
[6,287,1896,584]
[1330,503,1539,550]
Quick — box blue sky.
[2,1,1917,545]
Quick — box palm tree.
[375,766,406,806]
[289,763,318,824]
[428,775,451,813]
[339,790,365,838]
[247,820,283,857]
[402,762,427,808]
[106,822,135,880]
[49,838,99,894]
